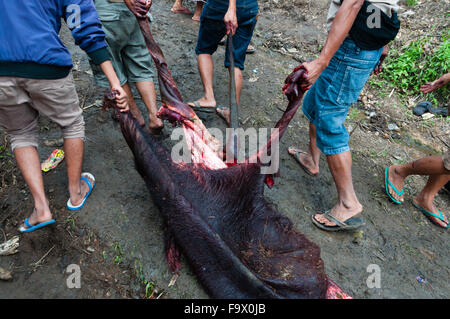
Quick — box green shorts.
[90,0,155,87]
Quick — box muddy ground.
[0,0,448,299]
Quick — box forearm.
[319,0,364,67]
[99,60,121,88]
[228,0,236,12]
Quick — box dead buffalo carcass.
[102,2,350,299]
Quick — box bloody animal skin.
[104,2,351,299]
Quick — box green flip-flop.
[412,201,449,229]
[385,167,404,205]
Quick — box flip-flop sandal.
[311,211,365,232]
[413,101,433,116]
[41,149,65,172]
[412,201,449,229]
[216,105,230,125]
[288,147,318,177]
[19,217,55,233]
[67,172,96,211]
[188,101,216,113]
[384,167,404,205]
[246,45,256,54]
[429,107,448,117]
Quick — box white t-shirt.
[327,0,400,31]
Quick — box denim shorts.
[302,38,382,155]
[195,0,258,70]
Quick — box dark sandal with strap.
[311,211,365,232]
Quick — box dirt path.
[0,0,448,299]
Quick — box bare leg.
[387,155,449,203]
[413,174,450,227]
[189,54,216,108]
[215,67,243,125]
[192,2,204,21]
[386,155,449,227]
[122,82,145,127]
[314,151,363,226]
[64,138,93,207]
[135,81,163,132]
[171,0,191,14]
[14,146,52,226]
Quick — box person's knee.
[7,118,39,152]
[61,114,85,141]
[10,136,39,152]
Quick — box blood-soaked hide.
[116,110,327,298]
[105,3,351,299]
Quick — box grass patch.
[371,30,449,105]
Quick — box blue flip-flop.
[412,201,449,229]
[19,217,55,233]
[67,172,95,211]
[385,167,404,204]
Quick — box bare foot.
[149,115,164,134]
[386,166,405,203]
[188,97,216,109]
[21,207,53,230]
[313,202,363,227]
[288,147,319,176]
[129,104,145,127]
[192,15,201,22]
[70,173,95,207]
[413,196,448,228]
[246,44,256,54]
[216,106,230,126]
[171,6,192,14]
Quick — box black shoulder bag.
[346,0,401,50]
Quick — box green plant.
[406,0,417,6]
[378,31,449,103]
[112,242,124,265]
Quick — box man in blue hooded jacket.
[0,0,129,233]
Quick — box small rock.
[387,123,400,131]
[352,230,364,244]
[86,246,95,253]
[422,113,435,120]
[0,267,12,281]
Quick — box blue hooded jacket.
[0,0,110,79]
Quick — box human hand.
[282,65,308,102]
[420,73,450,93]
[300,58,328,89]
[373,45,388,75]
[124,0,152,18]
[224,9,238,35]
[111,85,129,112]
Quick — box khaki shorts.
[0,74,85,151]
[444,150,450,171]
